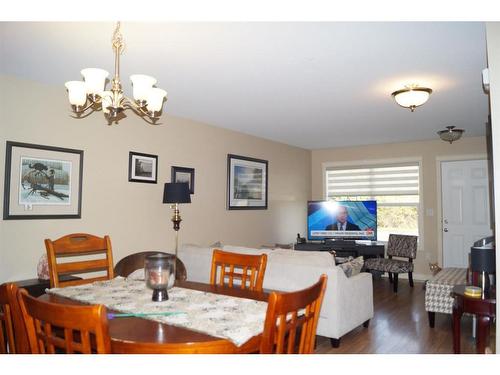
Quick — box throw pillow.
[37,254,50,280]
[210,241,223,248]
[339,256,364,278]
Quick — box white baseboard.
[379,272,431,282]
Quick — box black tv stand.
[295,240,385,259]
[323,239,356,247]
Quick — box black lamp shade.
[471,247,496,273]
[163,183,191,204]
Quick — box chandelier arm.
[123,101,161,125]
[129,107,162,125]
[71,99,98,115]
[122,96,160,120]
[70,107,98,119]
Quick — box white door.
[441,159,493,268]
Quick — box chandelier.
[391,84,432,112]
[64,22,167,125]
[437,126,465,144]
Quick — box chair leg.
[330,338,341,348]
[388,272,393,283]
[428,312,435,328]
[363,319,370,328]
[408,272,414,287]
[393,273,398,293]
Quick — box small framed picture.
[128,152,158,184]
[171,166,195,194]
[3,141,84,220]
[227,154,268,210]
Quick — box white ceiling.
[0,22,490,149]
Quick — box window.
[325,163,420,241]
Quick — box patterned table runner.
[47,277,268,347]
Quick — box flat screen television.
[307,200,377,241]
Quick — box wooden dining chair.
[260,274,327,354]
[112,339,236,354]
[45,233,115,288]
[0,283,30,354]
[210,249,267,292]
[17,289,111,354]
[0,284,15,353]
[114,251,187,281]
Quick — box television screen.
[307,200,377,240]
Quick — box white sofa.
[177,243,374,346]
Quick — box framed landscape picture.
[3,141,84,220]
[227,154,268,210]
[128,151,158,183]
[171,166,195,194]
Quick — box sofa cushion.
[222,245,274,256]
[339,256,364,278]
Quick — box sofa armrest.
[318,267,374,339]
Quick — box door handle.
[444,228,449,232]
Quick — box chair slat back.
[387,234,418,259]
[260,274,327,354]
[112,339,236,354]
[45,233,114,288]
[0,283,30,354]
[18,289,111,354]
[210,249,267,292]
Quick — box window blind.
[326,163,419,198]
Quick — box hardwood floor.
[315,277,496,354]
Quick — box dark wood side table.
[14,275,81,297]
[451,285,496,354]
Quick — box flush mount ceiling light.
[437,126,465,144]
[391,84,432,112]
[65,22,167,125]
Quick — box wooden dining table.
[39,280,270,354]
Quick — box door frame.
[436,154,489,267]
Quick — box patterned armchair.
[364,234,418,293]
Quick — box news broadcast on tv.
[307,200,377,241]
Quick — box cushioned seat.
[364,257,414,273]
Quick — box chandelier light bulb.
[147,88,167,112]
[81,68,109,95]
[65,81,87,106]
[101,91,113,114]
[130,74,157,102]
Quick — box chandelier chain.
[112,22,125,55]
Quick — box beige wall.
[311,136,489,277]
[0,75,311,282]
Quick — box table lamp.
[163,182,191,279]
[470,246,496,297]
